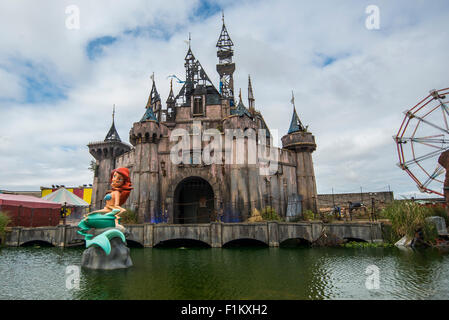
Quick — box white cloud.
[0,69,23,100]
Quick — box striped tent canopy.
[42,187,89,207]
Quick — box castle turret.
[216,12,235,106]
[129,95,161,223]
[281,92,318,213]
[88,106,131,210]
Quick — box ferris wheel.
[395,87,449,196]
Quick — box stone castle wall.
[108,129,308,223]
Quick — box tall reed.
[381,201,438,243]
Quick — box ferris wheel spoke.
[421,165,445,188]
[397,137,449,149]
[440,101,449,117]
[406,112,449,135]
[400,148,449,168]
[441,103,449,130]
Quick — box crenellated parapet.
[281,131,316,153]
[129,120,161,146]
[88,140,131,161]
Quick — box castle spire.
[166,78,175,104]
[112,104,115,123]
[140,74,159,122]
[216,12,233,50]
[248,75,255,112]
[216,11,235,105]
[230,88,252,118]
[105,104,121,142]
[288,91,306,133]
[145,73,161,110]
[183,37,216,99]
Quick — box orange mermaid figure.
[84,167,133,228]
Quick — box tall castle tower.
[216,13,235,106]
[281,93,318,213]
[88,107,131,209]
[129,79,162,223]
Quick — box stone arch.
[126,239,144,248]
[222,238,268,248]
[279,237,312,247]
[173,177,214,224]
[20,240,54,247]
[154,238,211,248]
[166,173,221,224]
[344,237,368,243]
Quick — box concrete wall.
[318,191,394,210]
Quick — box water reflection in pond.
[0,246,448,300]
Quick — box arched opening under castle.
[20,240,54,247]
[154,239,211,248]
[173,177,214,224]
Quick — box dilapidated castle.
[88,18,318,224]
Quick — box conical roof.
[288,107,306,133]
[42,187,89,207]
[288,92,306,133]
[216,22,234,49]
[104,121,121,141]
[145,75,161,109]
[105,106,121,141]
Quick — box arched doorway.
[174,177,214,224]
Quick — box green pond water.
[1,245,449,300]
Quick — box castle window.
[193,96,204,116]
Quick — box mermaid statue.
[77,167,133,256]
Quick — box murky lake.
[1,245,448,300]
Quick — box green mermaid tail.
[77,209,125,255]
[85,228,126,256]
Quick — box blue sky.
[0,0,449,199]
